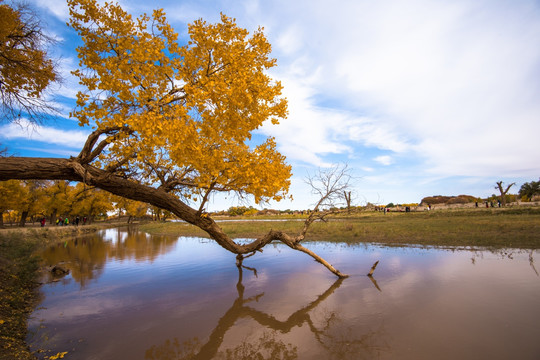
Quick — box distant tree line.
[419,178,540,207]
[0,180,170,227]
[518,179,540,201]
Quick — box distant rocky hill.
[420,195,478,205]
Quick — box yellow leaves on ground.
[68,0,291,203]
[47,352,68,360]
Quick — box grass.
[0,225,113,360]
[0,232,40,360]
[140,207,540,249]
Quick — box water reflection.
[39,227,179,288]
[469,248,540,277]
[29,228,540,360]
[145,266,387,360]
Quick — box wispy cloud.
[256,0,540,177]
[33,0,70,21]
[258,75,352,167]
[17,0,540,207]
[374,155,393,166]
[0,119,89,149]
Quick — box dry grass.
[141,207,540,249]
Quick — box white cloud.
[11,0,540,208]
[0,119,89,149]
[316,0,540,176]
[33,0,70,20]
[258,74,352,167]
[344,117,411,154]
[374,155,393,166]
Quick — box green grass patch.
[141,207,540,249]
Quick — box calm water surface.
[28,227,540,360]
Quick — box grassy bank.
[141,207,540,249]
[0,225,109,360]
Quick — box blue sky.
[1,0,540,210]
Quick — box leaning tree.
[494,181,515,207]
[0,0,350,277]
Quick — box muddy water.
[28,227,540,360]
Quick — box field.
[141,207,540,249]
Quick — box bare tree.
[301,164,352,227]
[344,190,359,213]
[305,164,352,211]
[495,181,515,207]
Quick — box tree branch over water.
[0,0,352,277]
[0,155,350,277]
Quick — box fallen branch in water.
[367,260,379,277]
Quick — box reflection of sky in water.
[28,229,540,360]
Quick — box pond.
[28,227,540,360]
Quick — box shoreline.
[0,223,118,360]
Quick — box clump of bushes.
[421,195,478,205]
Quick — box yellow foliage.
[67,0,291,204]
[48,352,68,360]
[0,3,58,120]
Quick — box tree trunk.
[19,210,28,227]
[49,209,57,225]
[344,191,352,213]
[496,181,515,207]
[0,156,348,277]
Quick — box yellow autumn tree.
[68,0,290,206]
[71,183,113,223]
[0,1,59,123]
[0,0,349,277]
[111,195,149,222]
[0,179,25,227]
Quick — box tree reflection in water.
[145,266,388,360]
[39,227,179,288]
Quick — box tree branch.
[197,182,215,215]
[0,156,350,278]
[77,126,123,163]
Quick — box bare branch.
[305,164,352,212]
[298,164,353,239]
[197,182,216,215]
